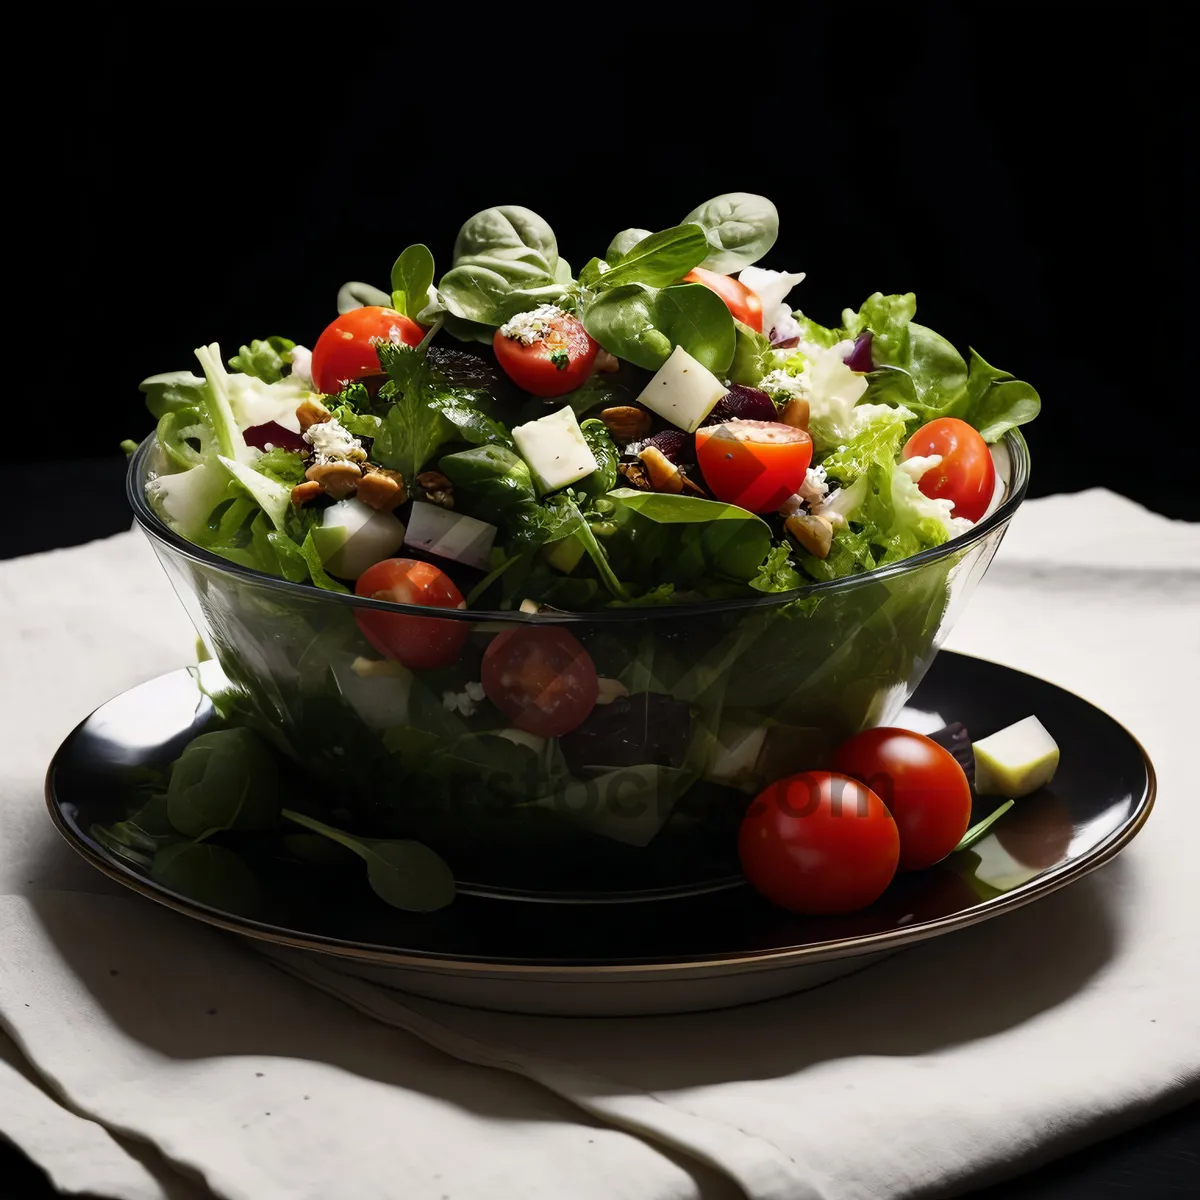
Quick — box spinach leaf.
[439,444,544,538]
[608,489,772,584]
[166,728,280,839]
[606,228,652,263]
[389,244,435,320]
[336,281,391,314]
[227,337,296,384]
[139,370,208,419]
[439,205,569,326]
[577,419,619,499]
[151,842,262,915]
[962,348,1041,442]
[683,193,779,273]
[582,282,735,374]
[281,809,455,911]
[587,224,708,291]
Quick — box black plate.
[46,652,1154,1015]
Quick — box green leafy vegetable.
[962,349,1042,442]
[254,447,307,487]
[584,224,708,291]
[954,800,1016,852]
[606,228,652,263]
[439,444,544,541]
[228,337,297,384]
[140,371,208,419]
[151,842,263,914]
[577,419,619,500]
[749,543,804,593]
[281,809,455,911]
[728,320,774,386]
[683,193,779,273]
[165,728,280,839]
[390,244,435,320]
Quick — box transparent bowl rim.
[127,428,1030,626]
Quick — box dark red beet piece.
[703,384,778,426]
[844,332,874,373]
[243,422,306,453]
[640,428,692,463]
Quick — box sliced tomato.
[831,728,973,871]
[493,310,598,398]
[695,419,813,513]
[481,626,598,738]
[310,306,424,396]
[354,558,468,670]
[902,417,996,523]
[682,267,764,332]
[738,771,900,913]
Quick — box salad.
[137,193,1040,616]
[122,195,1042,913]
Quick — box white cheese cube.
[635,345,727,433]
[973,716,1060,798]
[511,406,598,493]
[404,501,497,571]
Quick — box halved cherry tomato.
[311,306,424,396]
[354,558,468,670]
[831,727,972,871]
[695,419,813,513]
[493,311,598,398]
[681,267,764,332]
[481,626,598,738]
[739,771,900,913]
[902,417,996,524]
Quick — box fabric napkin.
[1,490,1198,1200]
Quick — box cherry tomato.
[682,267,764,333]
[831,727,972,871]
[354,558,468,670]
[481,626,598,738]
[902,417,996,524]
[493,311,598,398]
[695,419,813,513]
[739,771,899,913]
[311,306,424,396]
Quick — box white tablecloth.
[1,490,1197,1200]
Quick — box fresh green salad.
[137,193,1040,614]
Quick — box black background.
[28,0,1194,559]
[6,5,1196,1195]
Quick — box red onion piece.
[704,384,778,426]
[243,421,306,453]
[843,332,874,373]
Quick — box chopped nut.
[519,598,540,614]
[595,348,621,373]
[290,480,323,506]
[618,461,651,490]
[780,396,810,430]
[637,446,685,494]
[357,467,407,512]
[296,398,333,432]
[786,512,834,558]
[595,677,629,705]
[416,470,454,509]
[601,405,652,442]
[305,460,362,500]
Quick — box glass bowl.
[127,431,1029,898]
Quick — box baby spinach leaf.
[390,243,435,320]
[583,282,735,375]
[588,224,708,291]
[166,728,280,839]
[151,842,263,915]
[439,445,544,537]
[728,320,774,386]
[337,281,391,314]
[606,228,653,263]
[683,193,779,273]
[452,205,559,267]
[281,809,455,912]
[576,419,619,499]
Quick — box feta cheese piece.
[404,501,497,571]
[304,416,363,463]
[499,304,567,345]
[898,453,942,484]
[311,498,406,579]
[634,345,727,433]
[511,406,599,492]
[973,716,1060,799]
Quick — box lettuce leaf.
[228,337,297,384]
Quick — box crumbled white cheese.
[289,345,313,385]
[464,680,486,703]
[303,416,362,463]
[442,686,482,718]
[898,453,943,484]
[499,305,567,345]
[760,366,811,400]
[799,464,828,505]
